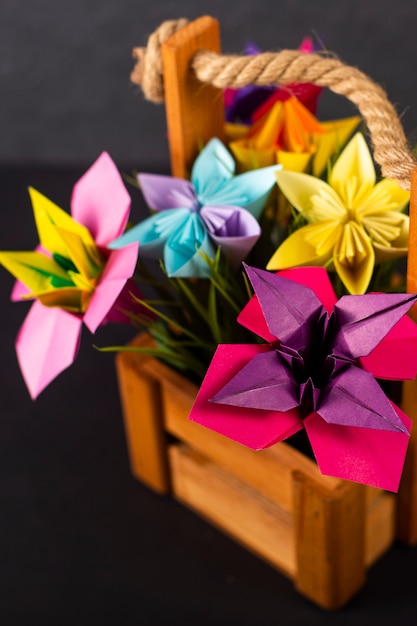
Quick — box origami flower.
[189,264,417,491]
[227,95,360,177]
[224,39,322,125]
[268,133,410,294]
[0,152,139,398]
[110,138,279,277]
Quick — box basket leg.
[161,16,225,178]
[115,349,171,495]
[397,378,417,544]
[293,471,366,610]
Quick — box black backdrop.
[2,2,417,624]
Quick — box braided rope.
[132,19,417,190]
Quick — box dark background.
[2,1,417,624]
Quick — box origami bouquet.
[1,45,416,492]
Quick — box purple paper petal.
[244,264,324,349]
[138,173,198,211]
[211,349,299,412]
[318,363,409,433]
[334,292,417,358]
[201,206,260,268]
[188,343,303,449]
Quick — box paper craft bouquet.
[2,26,417,496]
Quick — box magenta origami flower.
[189,264,417,491]
[0,152,139,399]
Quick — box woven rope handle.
[132,19,417,191]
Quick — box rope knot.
[130,18,189,103]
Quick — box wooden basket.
[116,16,417,610]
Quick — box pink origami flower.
[0,152,140,399]
[189,264,417,491]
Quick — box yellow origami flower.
[226,96,361,176]
[267,133,410,294]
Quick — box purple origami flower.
[109,138,279,277]
[0,152,140,398]
[189,264,417,491]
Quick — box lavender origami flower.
[109,138,280,277]
[189,264,417,491]
[0,153,140,398]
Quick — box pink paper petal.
[304,404,411,492]
[71,152,131,247]
[11,279,31,301]
[360,315,417,380]
[83,243,138,333]
[188,343,302,449]
[16,301,82,399]
[237,294,275,343]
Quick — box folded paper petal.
[212,349,299,412]
[188,343,303,449]
[16,301,82,399]
[71,152,131,246]
[201,206,260,268]
[164,214,215,277]
[318,364,408,432]
[360,315,417,380]
[304,405,411,491]
[334,291,417,358]
[238,267,338,342]
[83,243,139,333]
[244,264,323,348]
[332,223,375,294]
[191,138,236,195]
[109,208,190,254]
[329,132,375,197]
[138,173,197,211]
[267,223,335,271]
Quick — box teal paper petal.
[108,208,190,257]
[212,165,281,220]
[164,212,215,277]
[191,138,235,200]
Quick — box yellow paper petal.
[333,222,375,294]
[229,140,275,172]
[373,214,409,263]
[55,226,102,280]
[276,149,313,173]
[329,133,376,204]
[224,122,248,143]
[275,170,345,219]
[36,287,84,311]
[267,223,334,270]
[0,251,71,296]
[30,187,97,257]
[359,178,410,213]
[312,116,361,177]
[249,102,284,150]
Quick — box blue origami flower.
[110,138,280,277]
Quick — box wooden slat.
[161,16,225,178]
[115,335,170,494]
[365,492,395,566]
[293,471,366,610]
[140,355,342,514]
[169,443,296,577]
